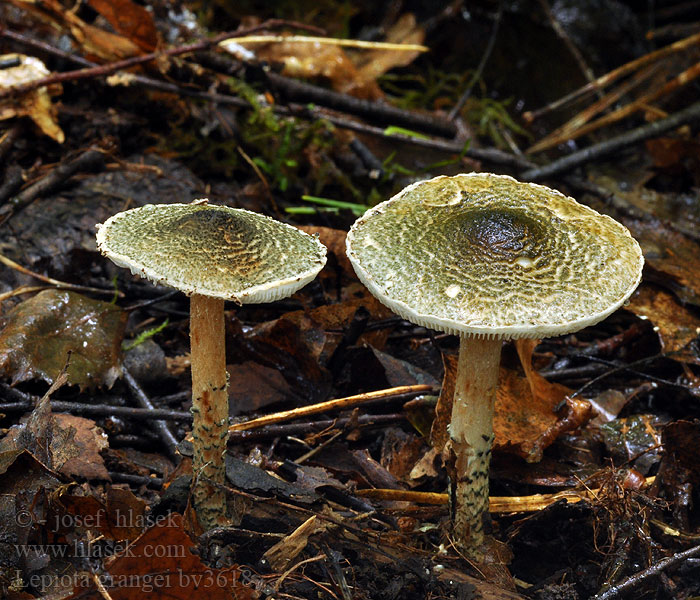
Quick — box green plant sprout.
[285,195,370,216]
[122,319,169,351]
[382,126,430,140]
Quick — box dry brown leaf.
[9,0,141,62]
[53,488,148,542]
[236,17,426,101]
[0,54,64,142]
[298,225,354,278]
[430,352,458,453]
[0,397,81,473]
[431,342,575,461]
[380,427,427,484]
[262,515,329,571]
[227,361,290,413]
[67,513,256,599]
[354,14,426,89]
[661,420,700,485]
[494,340,574,460]
[251,38,384,99]
[70,20,143,62]
[87,0,159,52]
[53,414,109,480]
[627,284,700,363]
[624,218,700,306]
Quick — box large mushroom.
[345,173,643,556]
[97,200,327,528]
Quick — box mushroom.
[345,173,643,555]
[96,200,327,528]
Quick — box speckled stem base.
[190,294,230,529]
[448,336,501,556]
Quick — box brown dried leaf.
[354,14,425,88]
[239,316,332,408]
[263,515,329,571]
[280,295,394,355]
[71,20,142,62]
[298,225,355,279]
[432,343,574,460]
[627,284,700,363]
[0,397,80,473]
[53,414,109,480]
[0,289,127,390]
[0,54,64,142]
[87,0,158,52]
[625,218,700,306]
[430,352,458,453]
[380,427,427,484]
[0,449,61,495]
[227,361,290,413]
[645,137,700,170]
[495,340,573,460]
[251,38,383,99]
[68,513,256,599]
[55,488,148,542]
[8,0,141,62]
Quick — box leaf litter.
[0,1,700,599]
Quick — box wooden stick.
[522,30,700,123]
[0,19,325,99]
[0,252,119,297]
[528,62,661,154]
[228,384,433,433]
[355,477,656,513]
[530,61,700,153]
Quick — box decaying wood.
[227,384,433,433]
[355,476,656,514]
[521,100,700,180]
[263,515,330,571]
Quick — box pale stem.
[190,293,230,528]
[449,335,502,555]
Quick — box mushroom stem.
[449,335,502,555]
[190,293,230,528]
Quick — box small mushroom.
[97,200,326,528]
[346,173,643,556]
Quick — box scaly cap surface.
[346,173,643,339]
[96,202,327,303]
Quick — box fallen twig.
[0,252,118,297]
[522,30,700,123]
[530,60,700,152]
[123,367,180,459]
[355,477,656,514]
[0,19,324,99]
[520,100,700,180]
[228,384,433,433]
[0,123,22,163]
[592,543,700,600]
[536,0,597,90]
[0,146,105,225]
[299,107,536,170]
[447,1,503,121]
[266,71,457,138]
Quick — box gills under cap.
[346,173,644,339]
[96,201,327,304]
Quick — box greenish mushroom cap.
[346,173,644,339]
[96,201,327,303]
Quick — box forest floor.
[1,1,700,599]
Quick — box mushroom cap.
[96,202,327,303]
[346,173,644,339]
